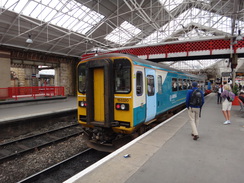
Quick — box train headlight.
[79,101,87,107]
[121,104,125,110]
[115,103,129,110]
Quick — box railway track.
[0,124,83,163]
[18,148,109,183]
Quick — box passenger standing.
[186,82,205,140]
[221,84,235,125]
[217,85,223,104]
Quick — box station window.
[78,63,86,93]
[172,78,177,91]
[147,75,155,96]
[136,71,143,96]
[158,75,163,94]
[114,58,131,93]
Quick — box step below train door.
[145,68,156,122]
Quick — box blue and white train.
[77,53,205,151]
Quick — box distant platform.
[0,96,76,124]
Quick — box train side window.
[158,75,162,94]
[78,63,86,93]
[147,75,155,96]
[136,71,143,96]
[187,79,190,89]
[178,78,183,90]
[172,78,177,92]
[183,79,187,90]
[188,80,193,89]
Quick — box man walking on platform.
[186,82,205,140]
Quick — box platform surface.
[0,96,77,123]
[65,93,244,183]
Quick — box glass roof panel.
[137,7,243,46]
[105,21,141,45]
[1,0,105,35]
[159,0,184,11]
[75,22,92,34]
[51,12,65,25]
[48,0,60,9]
[30,3,44,18]
[23,1,38,15]
[12,0,28,12]
[40,7,54,22]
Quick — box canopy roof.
[0,0,243,71]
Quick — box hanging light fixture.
[26,34,33,44]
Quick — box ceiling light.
[26,34,33,44]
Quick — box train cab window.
[114,58,131,93]
[78,63,87,93]
[158,75,163,94]
[172,78,177,91]
[136,71,143,96]
[147,75,155,96]
[178,78,183,90]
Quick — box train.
[77,53,205,151]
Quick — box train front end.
[77,55,134,152]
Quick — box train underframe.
[82,103,186,152]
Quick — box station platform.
[65,93,244,183]
[0,96,77,124]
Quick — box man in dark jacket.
[185,82,205,140]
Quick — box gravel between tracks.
[0,122,87,183]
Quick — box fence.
[0,86,65,100]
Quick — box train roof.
[83,53,203,80]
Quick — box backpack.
[226,91,235,102]
[189,89,202,107]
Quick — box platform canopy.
[0,0,244,71]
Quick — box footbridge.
[81,36,244,67]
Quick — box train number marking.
[117,98,129,102]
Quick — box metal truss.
[0,0,243,70]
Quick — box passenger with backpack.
[186,82,205,140]
[221,84,235,125]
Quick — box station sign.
[221,72,232,77]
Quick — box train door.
[86,59,114,127]
[93,68,105,121]
[133,66,146,126]
[145,68,156,122]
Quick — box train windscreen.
[114,58,131,94]
[78,63,86,93]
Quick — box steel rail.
[0,124,83,162]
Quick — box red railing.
[0,86,65,101]
[81,37,244,60]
